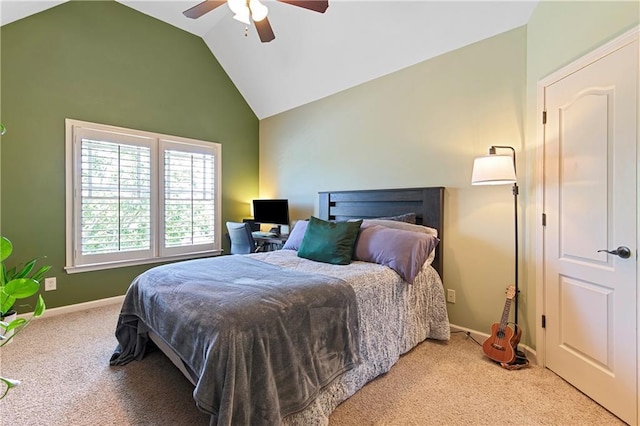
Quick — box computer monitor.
[252,199,289,233]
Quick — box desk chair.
[226,221,258,254]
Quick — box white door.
[543,36,637,424]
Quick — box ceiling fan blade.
[183,0,227,19]
[277,0,329,13]
[255,17,276,43]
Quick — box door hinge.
[542,213,546,226]
[541,315,546,329]
[542,110,547,124]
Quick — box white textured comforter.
[249,250,450,425]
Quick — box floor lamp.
[471,146,520,332]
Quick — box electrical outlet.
[446,289,456,303]
[44,277,57,291]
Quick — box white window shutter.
[80,139,152,255]
[160,141,218,256]
[66,120,221,273]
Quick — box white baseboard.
[450,323,538,365]
[17,295,125,320]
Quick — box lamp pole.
[490,145,519,330]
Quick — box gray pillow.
[282,220,308,250]
[375,212,416,224]
[362,219,438,237]
[354,225,439,283]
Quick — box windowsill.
[64,249,223,274]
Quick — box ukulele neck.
[499,298,512,331]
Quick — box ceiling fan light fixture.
[228,0,248,15]
[249,0,268,22]
[232,10,251,25]
[184,0,329,43]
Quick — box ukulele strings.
[494,294,513,353]
[495,325,506,351]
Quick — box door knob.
[597,246,632,259]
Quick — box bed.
[110,187,449,425]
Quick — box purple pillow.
[354,225,439,283]
[282,220,308,250]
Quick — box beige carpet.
[1,303,623,425]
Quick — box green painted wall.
[1,1,259,312]
[523,2,639,347]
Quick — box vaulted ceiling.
[1,1,538,118]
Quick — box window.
[65,119,221,273]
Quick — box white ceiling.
[1,0,538,119]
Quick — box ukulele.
[482,285,521,364]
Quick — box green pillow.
[297,216,363,265]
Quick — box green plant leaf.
[0,376,20,399]
[33,295,46,317]
[30,265,52,282]
[14,259,36,279]
[4,265,17,281]
[3,317,26,332]
[0,237,51,316]
[0,295,45,346]
[0,124,6,136]
[0,237,12,262]
[0,292,16,315]
[4,278,40,299]
[0,295,45,347]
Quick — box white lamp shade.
[471,154,516,185]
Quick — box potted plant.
[0,235,49,398]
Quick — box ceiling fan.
[183,0,329,43]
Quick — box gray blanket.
[110,255,360,425]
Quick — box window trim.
[65,119,222,274]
